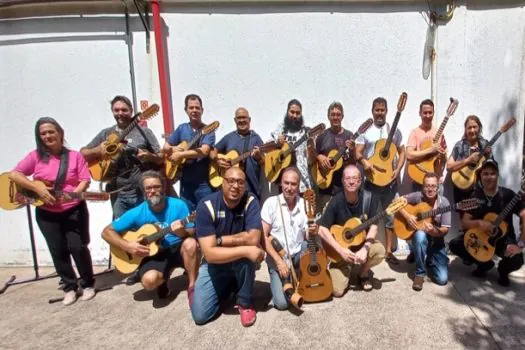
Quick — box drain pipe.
[124,4,138,110]
[151,0,173,136]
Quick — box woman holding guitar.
[9,117,95,306]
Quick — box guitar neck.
[432,116,450,143]
[282,130,309,158]
[143,216,193,244]
[231,141,275,166]
[349,210,388,236]
[382,112,401,152]
[419,204,453,220]
[493,190,523,227]
[119,112,143,142]
[332,132,359,163]
[187,130,204,149]
[485,131,503,150]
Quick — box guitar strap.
[53,149,70,191]
[361,190,372,221]
[277,195,294,266]
[241,131,251,167]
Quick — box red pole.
[151,0,173,137]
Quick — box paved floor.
[0,257,523,350]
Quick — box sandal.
[385,253,400,265]
[359,275,373,292]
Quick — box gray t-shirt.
[405,191,451,227]
[85,125,160,193]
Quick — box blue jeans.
[268,241,308,310]
[111,190,143,219]
[411,230,449,285]
[181,181,213,211]
[191,259,255,325]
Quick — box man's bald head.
[234,107,251,134]
[222,167,246,203]
[235,107,249,117]
[224,166,246,180]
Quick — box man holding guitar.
[261,167,317,310]
[397,173,451,291]
[210,107,265,200]
[313,102,356,211]
[164,94,215,210]
[191,167,264,327]
[317,165,386,295]
[355,97,405,265]
[102,171,198,302]
[449,159,525,287]
[271,99,316,193]
[81,95,164,218]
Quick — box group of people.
[7,93,525,327]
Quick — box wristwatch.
[517,240,525,250]
[216,237,223,247]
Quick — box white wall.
[0,2,524,265]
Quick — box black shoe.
[406,252,415,264]
[472,261,495,278]
[498,274,510,287]
[157,281,170,299]
[125,271,140,286]
[57,279,66,290]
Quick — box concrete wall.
[0,1,524,265]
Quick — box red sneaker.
[236,305,256,327]
[187,286,195,308]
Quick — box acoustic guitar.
[312,118,373,189]
[407,98,459,185]
[0,173,109,210]
[165,121,220,181]
[298,189,333,302]
[393,198,479,240]
[111,212,196,274]
[264,123,325,183]
[451,117,516,190]
[88,104,160,182]
[208,141,278,188]
[365,92,407,187]
[464,177,525,262]
[325,197,407,264]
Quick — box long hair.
[462,115,483,139]
[283,99,303,133]
[34,117,65,163]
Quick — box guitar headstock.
[397,92,408,112]
[357,118,374,134]
[446,98,459,117]
[308,123,326,138]
[83,192,110,201]
[303,188,316,221]
[456,198,480,211]
[202,121,220,135]
[386,197,408,215]
[500,117,516,133]
[140,104,160,121]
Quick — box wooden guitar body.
[366,139,398,187]
[0,173,24,210]
[464,212,508,263]
[393,202,433,240]
[451,156,486,190]
[111,224,161,274]
[165,140,190,180]
[298,246,333,302]
[264,143,292,183]
[407,139,442,185]
[312,149,343,189]
[208,150,241,188]
[327,218,367,263]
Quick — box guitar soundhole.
[126,252,133,262]
[308,264,320,276]
[380,149,389,159]
[106,144,117,154]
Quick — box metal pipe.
[151,0,173,135]
[124,4,138,111]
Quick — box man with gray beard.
[102,171,199,304]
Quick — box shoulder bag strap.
[53,149,70,191]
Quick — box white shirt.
[261,194,307,258]
[355,122,403,167]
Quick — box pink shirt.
[14,150,91,212]
[407,125,447,151]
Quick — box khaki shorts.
[330,241,385,296]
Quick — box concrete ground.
[0,256,523,350]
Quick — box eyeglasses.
[423,184,438,189]
[144,184,163,192]
[224,177,246,187]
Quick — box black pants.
[449,234,524,276]
[36,202,95,292]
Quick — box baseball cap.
[479,158,499,173]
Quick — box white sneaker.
[80,287,96,301]
[63,290,77,306]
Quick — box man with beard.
[449,159,525,287]
[398,173,451,291]
[271,99,315,193]
[102,171,199,303]
[81,95,164,218]
[164,94,215,210]
[191,167,264,327]
[355,97,406,265]
[210,107,264,200]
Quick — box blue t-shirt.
[215,131,264,199]
[167,122,215,185]
[196,191,262,239]
[112,197,194,248]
